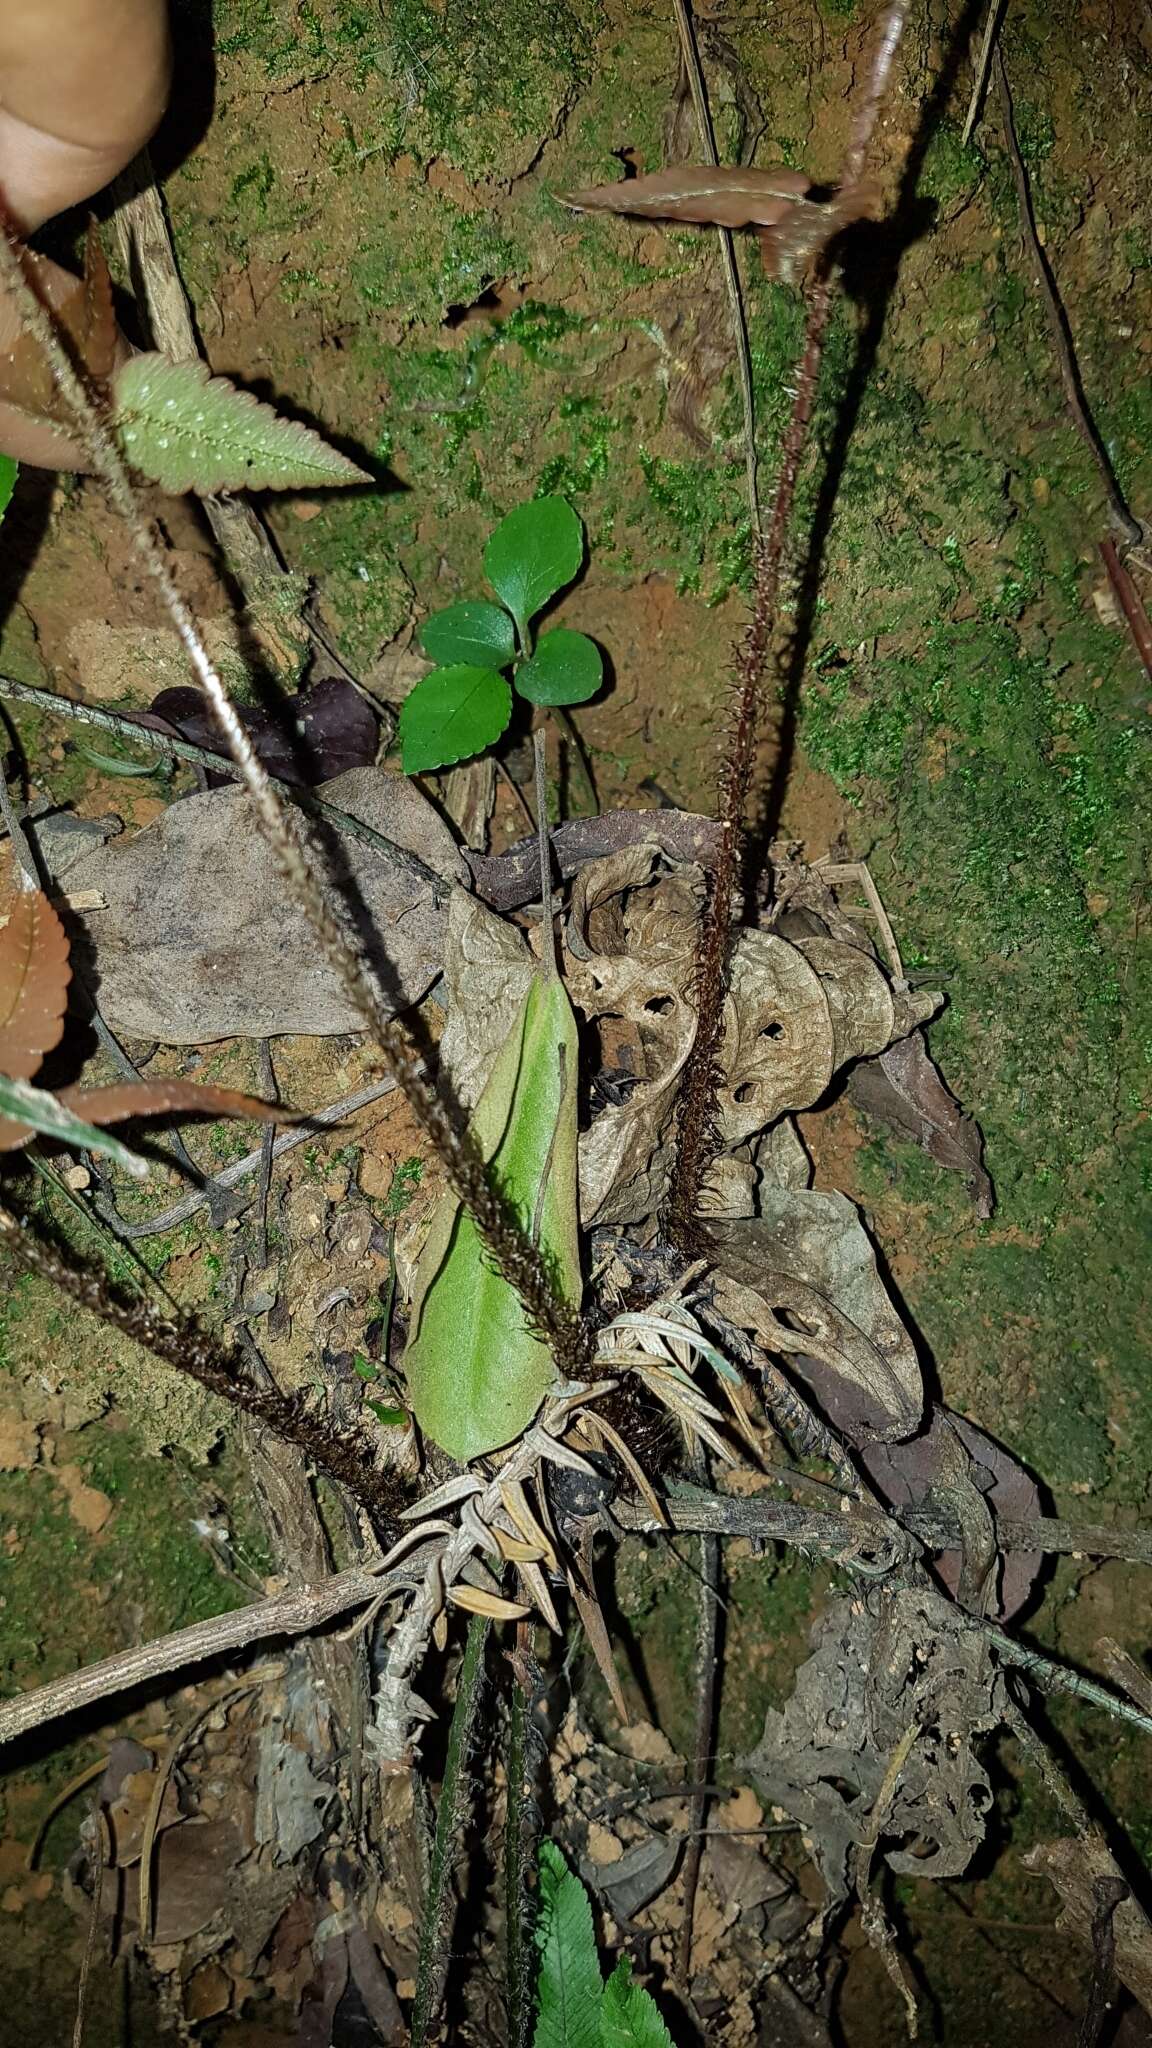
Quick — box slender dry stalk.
[0,1203,409,1528]
[668,0,910,1241]
[0,221,588,1380]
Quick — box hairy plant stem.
[0,221,588,1382]
[410,1613,490,2048]
[0,1203,407,1530]
[668,0,910,1241]
[668,276,832,1241]
[505,1624,543,2048]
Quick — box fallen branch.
[0,1563,392,1747]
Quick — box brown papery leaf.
[0,863,72,1082]
[55,1079,293,1128]
[564,164,811,229]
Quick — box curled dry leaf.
[563,165,878,283]
[848,1026,994,1217]
[0,861,72,1082]
[707,1192,923,1441]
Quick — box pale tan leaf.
[446,1585,531,1622]
[0,863,72,1082]
[564,165,811,228]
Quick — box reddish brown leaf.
[0,223,118,430]
[0,861,72,1082]
[847,1027,994,1217]
[564,164,811,229]
[54,1079,293,1128]
[757,179,880,282]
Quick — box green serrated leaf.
[403,972,580,1461]
[113,353,371,496]
[532,1843,603,2048]
[0,1075,150,1177]
[420,600,517,671]
[0,455,18,523]
[600,1961,675,2048]
[483,496,584,641]
[516,629,603,708]
[399,664,512,774]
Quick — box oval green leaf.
[420,600,516,671]
[515,628,602,708]
[483,495,584,639]
[403,973,581,1462]
[0,456,18,525]
[399,664,512,774]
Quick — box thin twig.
[411,1613,490,2048]
[0,674,444,887]
[73,1806,109,2048]
[961,0,1007,147]
[87,1076,399,1241]
[1099,539,1152,685]
[994,49,1141,545]
[669,0,760,532]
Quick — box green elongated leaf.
[421,600,517,671]
[533,1843,603,2048]
[403,971,581,1461]
[113,353,371,496]
[399,664,512,774]
[600,1961,675,2048]
[0,1075,149,1175]
[0,456,18,523]
[515,629,603,708]
[483,496,584,641]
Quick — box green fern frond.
[112,354,371,496]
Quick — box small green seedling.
[532,1842,676,2048]
[399,496,603,774]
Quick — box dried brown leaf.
[0,865,72,1082]
[847,1027,994,1217]
[564,164,811,228]
[0,224,117,430]
[54,1079,291,1128]
[757,179,879,281]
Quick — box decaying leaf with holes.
[743,1585,1006,1903]
[555,839,937,1229]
